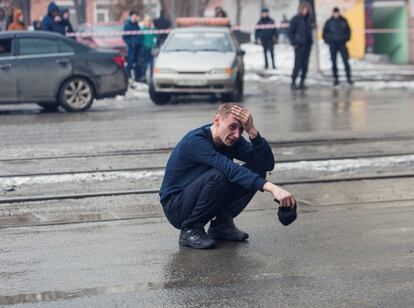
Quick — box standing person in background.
[323,7,353,86]
[0,8,8,31]
[8,9,26,31]
[60,9,74,36]
[140,15,157,83]
[32,20,41,30]
[153,9,171,47]
[288,2,314,90]
[123,11,143,86]
[6,7,13,30]
[279,14,290,44]
[255,7,278,70]
[41,2,62,33]
[214,6,228,18]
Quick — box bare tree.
[235,0,242,25]
[110,0,145,21]
[73,0,87,25]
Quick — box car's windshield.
[163,32,234,52]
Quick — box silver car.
[150,27,245,105]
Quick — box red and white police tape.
[66,24,414,38]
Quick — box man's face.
[333,11,340,19]
[214,113,243,147]
[52,10,58,17]
[301,6,309,16]
[131,14,139,23]
[261,12,269,18]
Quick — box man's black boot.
[333,79,339,86]
[298,81,307,90]
[179,227,216,249]
[208,217,249,241]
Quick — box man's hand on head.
[231,105,258,139]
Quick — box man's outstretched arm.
[263,181,296,208]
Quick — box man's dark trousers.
[126,44,141,81]
[162,165,266,229]
[262,39,275,69]
[329,43,351,82]
[292,44,312,84]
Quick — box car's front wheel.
[59,77,95,112]
[149,83,171,105]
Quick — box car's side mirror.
[237,50,245,56]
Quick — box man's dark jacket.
[288,14,313,46]
[255,17,278,43]
[323,16,351,45]
[41,2,62,33]
[159,124,275,205]
[122,19,142,46]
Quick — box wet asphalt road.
[1,80,414,307]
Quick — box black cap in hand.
[277,206,297,226]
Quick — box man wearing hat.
[255,7,278,69]
[323,7,353,86]
[160,104,297,249]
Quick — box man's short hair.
[217,103,241,118]
[129,11,139,16]
[333,7,340,13]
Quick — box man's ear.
[213,114,220,126]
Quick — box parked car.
[0,31,127,112]
[76,22,127,57]
[150,24,245,105]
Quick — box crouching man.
[159,104,296,249]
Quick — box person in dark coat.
[60,9,74,36]
[160,104,296,249]
[0,8,8,31]
[122,11,143,83]
[255,7,278,69]
[153,9,171,47]
[41,2,62,33]
[288,2,314,89]
[323,7,353,85]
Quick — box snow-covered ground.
[242,42,414,89]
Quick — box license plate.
[176,80,207,86]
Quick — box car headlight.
[209,68,233,76]
[154,67,176,74]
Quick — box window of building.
[95,4,110,22]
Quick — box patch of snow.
[241,42,414,89]
[277,155,414,173]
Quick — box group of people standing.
[255,3,354,89]
[123,10,171,85]
[39,2,74,36]
[0,2,73,35]
[0,6,26,31]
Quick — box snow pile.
[116,82,150,101]
[241,42,414,89]
[277,154,414,173]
